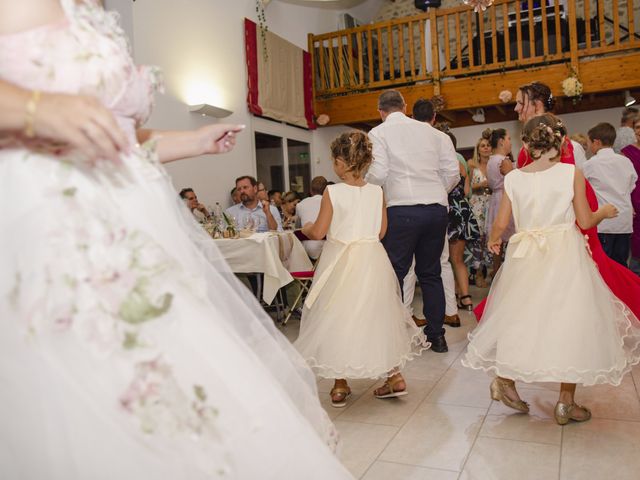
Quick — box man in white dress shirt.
[366,90,460,352]
[583,122,638,266]
[295,176,327,260]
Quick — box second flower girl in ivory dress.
[295,131,429,408]
[463,114,640,425]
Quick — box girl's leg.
[450,239,472,307]
[330,378,351,408]
[374,370,407,399]
[555,383,591,424]
[490,376,529,413]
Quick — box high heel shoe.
[554,402,591,425]
[457,295,473,311]
[490,378,529,413]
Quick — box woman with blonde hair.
[465,132,493,287]
[281,191,300,229]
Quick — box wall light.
[472,108,485,123]
[188,104,233,118]
[624,90,636,107]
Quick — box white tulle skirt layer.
[462,227,640,386]
[295,241,428,379]
[0,147,353,480]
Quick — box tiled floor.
[279,286,640,480]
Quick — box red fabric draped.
[244,18,262,116]
[302,51,316,130]
[474,141,640,321]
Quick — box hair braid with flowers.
[330,130,373,177]
[521,113,567,160]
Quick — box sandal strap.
[459,295,472,300]
[330,386,351,396]
[386,374,405,388]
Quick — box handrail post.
[430,8,440,94]
[308,33,317,99]
[567,0,579,74]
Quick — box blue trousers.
[383,204,448,339]
[598,233,631,267]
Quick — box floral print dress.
[448,175,480,242]
[465,167,493,269]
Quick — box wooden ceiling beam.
[315,52,640,127]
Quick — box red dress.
[474,141,640,321]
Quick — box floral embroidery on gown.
[0,1,353,479]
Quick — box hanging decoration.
[498,90,512,103]
[431,94,446,112]
[256,0,269,61]
[561,67,583,104]
[463,0,494,13]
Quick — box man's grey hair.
[378,90,405,112]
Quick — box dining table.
[213,231,313,304]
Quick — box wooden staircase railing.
[308,0,640,99]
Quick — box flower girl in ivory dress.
[295,131,429,408]
[463,114,640,424]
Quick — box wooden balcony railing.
[308,0,640,99]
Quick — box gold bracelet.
[24,90,41,138]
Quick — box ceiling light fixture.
[624,90,636,107]
[472,108,485,123]
[188,104,233,118]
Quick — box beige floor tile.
[379,403,486,472]
[320,395,346,420]
[460,437,560,480]
[568,377,640,422]
[338,377,438,426]
[361,461,458,480]
[333,420,399,479]
[483,388,562,445]
[425,368,494,409]
[560,418,640,480]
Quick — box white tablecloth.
[214,232,313,304]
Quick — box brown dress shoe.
[444,314,461,328]
[412,315,427,327]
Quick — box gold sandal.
[374,374,408,399]
[490,377,529,413]
[554,402,591,425]
[330,386,351,408]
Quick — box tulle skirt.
[462,226,640,386]
[0,146,354,479]
[295,240,428,379]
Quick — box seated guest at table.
[269,190,283,210]
[296,176,328,259]
[179,187,211,222]
[230,186,241,205]
[226,176,283,232]
[257,181,269,202]
[281,191,300,230]
[583,122,638,266]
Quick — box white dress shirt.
[365,112,460,207]
[582,147,638,234]
[571,140,587,170]
[225,202,283,232]
[295,194,324,259]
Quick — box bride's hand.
[197,124,245,155]
[35,92,128,163]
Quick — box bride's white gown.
[0,1,353,478]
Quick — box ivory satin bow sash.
[509,222,575,258]
[304,236,379,308]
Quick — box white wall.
[103,0,377,208]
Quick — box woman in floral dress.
[465,133,493,287]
